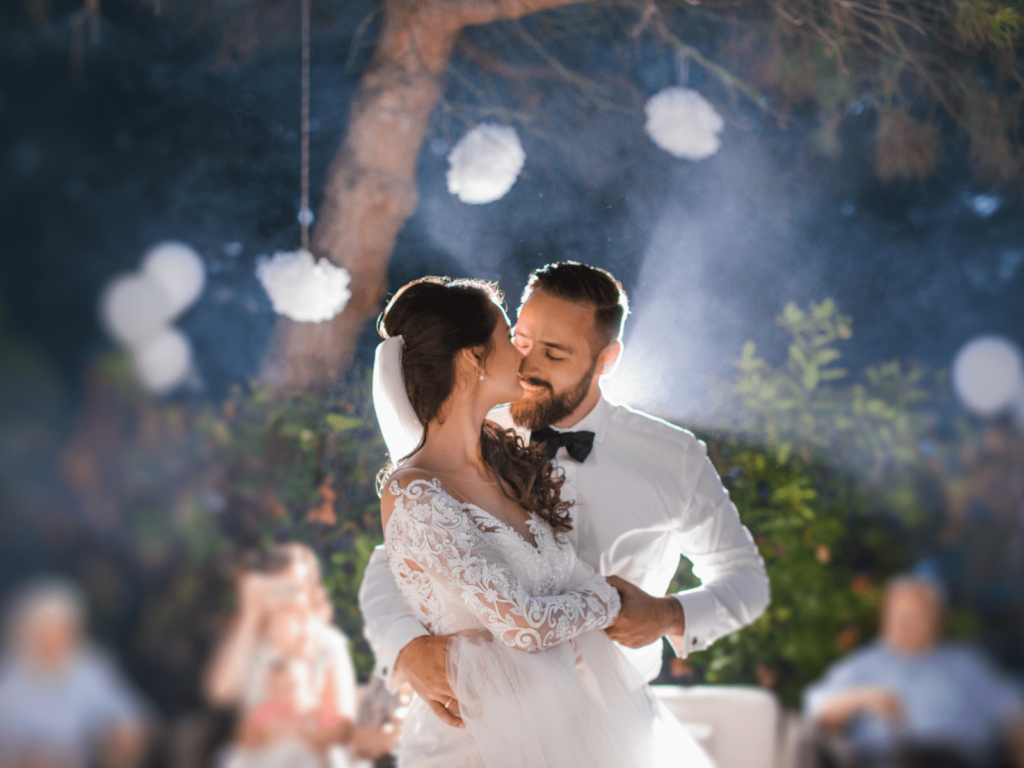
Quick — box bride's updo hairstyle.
[378,276,572,534]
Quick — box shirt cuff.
[375,618,431,690]
[668,587,717,658]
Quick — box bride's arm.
[384,478,620,653]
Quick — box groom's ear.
[597,341,623,377]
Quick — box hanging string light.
[258,0,351,324]
[299,0,312,252]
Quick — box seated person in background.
[206,544,398,766]
[804,575,1024,768]
[232,658,336,768]
[0,578,149,768]
[236,658,324,747]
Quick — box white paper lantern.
[256,250,351,323]
[131,326,193,395]
[952,335,1024,417]
[99,273,175,347]
[644,87,724,161]
[446,124,526,205]
[142,241,206,317]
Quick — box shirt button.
[692,637,698,645]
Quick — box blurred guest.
[205,544,397,767]
[0,578,149,768]
[231,657,331,768]
[804,575,1024,768]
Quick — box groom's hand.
[394,635,464,728]
[604,575,686,649]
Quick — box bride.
[372,276,712,768]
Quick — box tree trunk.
[262,0,588,388]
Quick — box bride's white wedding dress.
[385,476,713,768]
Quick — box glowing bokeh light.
[99,273,174,348]
[256,249,352,323]
[141,241,206,316]
[446,124,526,205]
[98,240,206,396]
[644,87,724,161]
[970,195,1001,217]
[952,335,1024,417]
[131,326,193,395]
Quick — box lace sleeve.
[385,479,620,652]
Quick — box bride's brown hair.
[377,277,572,534]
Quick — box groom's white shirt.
[359,392,770,684]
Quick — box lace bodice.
[384,478,620,652]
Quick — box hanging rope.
[299,0,312,252]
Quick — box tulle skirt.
[221,739,362,768]
[397,630,714,768]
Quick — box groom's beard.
[510,358,598,432]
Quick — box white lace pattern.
[384,478,620,652]
[382,477,713,768]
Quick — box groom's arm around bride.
[359,262,770,722]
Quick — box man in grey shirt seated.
[803,575,1024,768]
[0,578,149,768]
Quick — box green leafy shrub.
[679,299,972,705]
[58,361,389,686]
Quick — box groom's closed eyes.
[512,331,574,362]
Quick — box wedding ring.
[445,697,453,710]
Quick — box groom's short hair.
[521,262,629,352]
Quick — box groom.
[359,262,770,726]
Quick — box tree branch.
[442,0,593,29]
[262,0,593,387]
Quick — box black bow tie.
[530,427,595,463]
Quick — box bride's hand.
[604,575,686,649]
[394,635,464,728]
